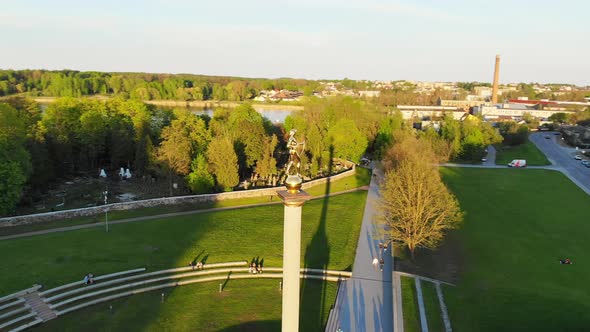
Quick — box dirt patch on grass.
[394,231,464,284]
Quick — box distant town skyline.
[2,0,589,86]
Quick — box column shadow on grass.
[299,145,334,331]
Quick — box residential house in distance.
[253,89,303,102]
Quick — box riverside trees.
[0,97,286,215]
[0,70,322,102]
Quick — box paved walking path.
[414,278,428,332]
[435,282,453,332]
[329,165,394,332]
[0,187,368,241]
[482,145,496,166]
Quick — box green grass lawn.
[0,191,366,295]
[401,276,421,332]
[494,140,550,166]
[421,281,444,332]
[31,279,336,332]
[440,167,590,331]
[0,168,371,237]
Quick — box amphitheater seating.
[0,262,351,331]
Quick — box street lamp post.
[103,190,109,232]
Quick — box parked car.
[544,135,550,139]
[575,155,582,160]
[582,160,590,166]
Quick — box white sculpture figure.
[125,168,132,179]
[99,169,107,178]
[119,168,125,178]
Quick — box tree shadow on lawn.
[394,230,465,284]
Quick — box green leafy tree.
[157,123,193,176]
[499,121,529,145]
[328,119,368,163]
[522,112,540,130]
[460,126,485,161]
[440,114,462,159]
[374,109,403,159]
[0,103,30,215]
[79,107,107,169]
[0,161,26,216]
[106,114,135,169]
[157,109,210,176]
[255,135,278,181]
[207,136,239,191]
[420,126,452,162]
[186,154,215,194]
[549,112,570,124]
[41,98,83,174]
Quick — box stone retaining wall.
[0,168,356,228]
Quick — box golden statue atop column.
[285,129,305,193]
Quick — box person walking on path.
[372,257,379,271]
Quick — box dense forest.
[0,70,326,101]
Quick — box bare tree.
[379,135,462,259]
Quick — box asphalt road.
[529,132,590,194]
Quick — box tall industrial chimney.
[491,54,500,104]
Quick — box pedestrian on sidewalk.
[372,257,379,271]
[379,258,384,271]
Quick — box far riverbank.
[32,96,304,111]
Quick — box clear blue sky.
[1,0,589,85]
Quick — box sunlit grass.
[401,276,420,332]
[494,140,550,166]
[441,167,590,331]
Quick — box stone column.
[277,189,310,332]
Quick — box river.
[168,107,296,124]
[38,104,297,124]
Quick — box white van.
[508,159,527,168]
